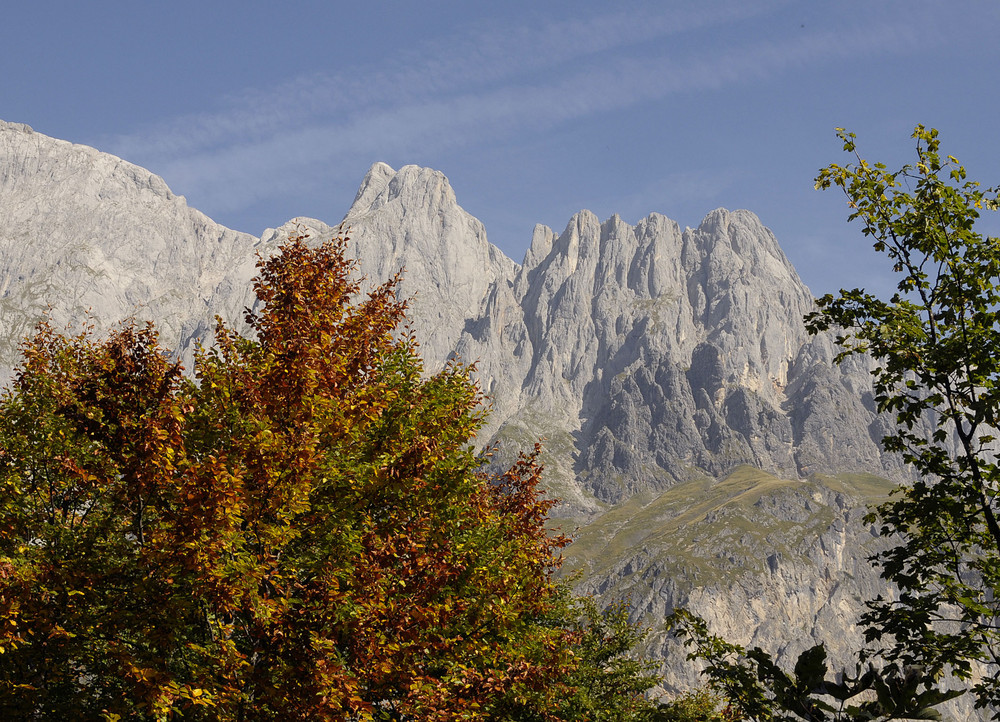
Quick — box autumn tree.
[0,234,664,720]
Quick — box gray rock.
[0,120,260,376]
[0,122,979,716]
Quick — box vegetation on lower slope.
[564,466,893,593]
[673,125,1000,721]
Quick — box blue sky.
[4,1,1000,297]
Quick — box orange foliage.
[0,235,580,720]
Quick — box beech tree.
[0,234,663,720]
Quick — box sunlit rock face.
[0,121,261,376]
[1,122,978,716]
[333,164,905,515]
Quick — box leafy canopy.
[668,125,1000,721]
[668,609,958,722]
[0,234,665,721]
[808,126,1000,716]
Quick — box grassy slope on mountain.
[563,466,895,592]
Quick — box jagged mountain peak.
[0,119,181,202]
[347,161,396,215]
[522,223,557,268]
[344,162,464,228]
[337,162,515,297]
[276,163,520,392]
[692,207,805,288]
[7,124,973,712]
[260,216,336,246]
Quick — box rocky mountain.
[0,120,971,711]
[0,121,264,377]
[334,160,909,520]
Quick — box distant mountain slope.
[0,121,259,375]
[333,162,908,516]
[2,120,976,715]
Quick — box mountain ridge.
[3,121,978,714]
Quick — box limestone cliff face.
[509,208,819,504]
[0,121,259,375]
[3,123,972,711]
[339,163,529,436]
[334,174,905,515]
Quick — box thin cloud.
[104,1,786,162]
[103,2,934,219]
